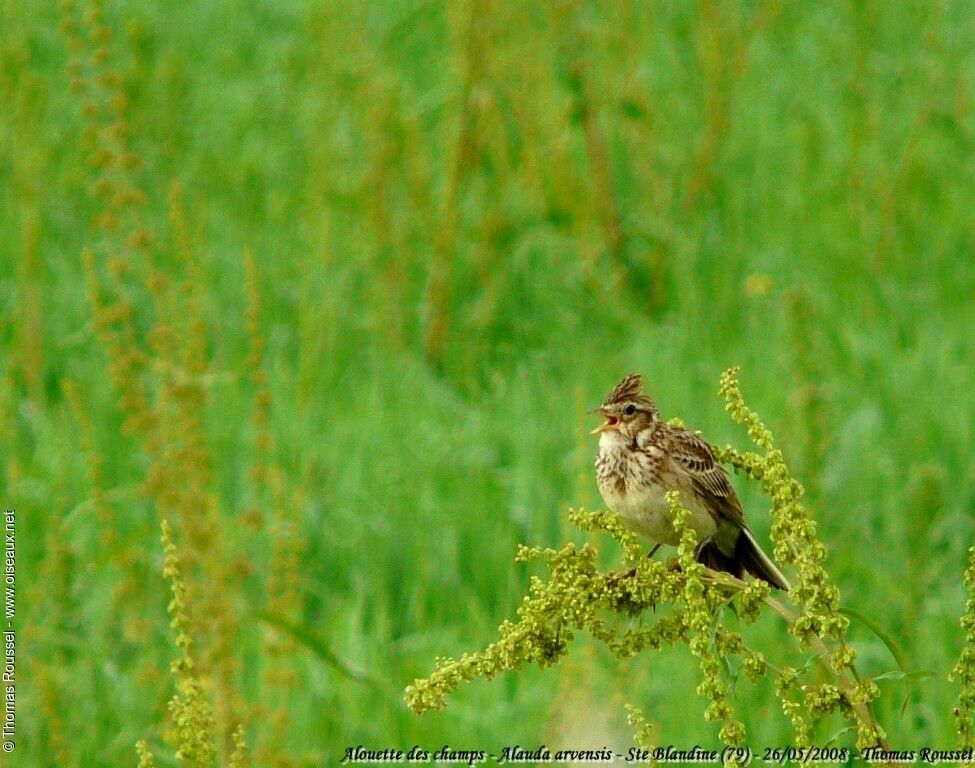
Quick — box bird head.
[590,373,660,439]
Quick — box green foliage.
[670,493,746,749]
[135,741,156,768]
[950,546,975,748]
[229,725,250,768]
[160,518,218,767]
[2,0,974,763]
[406,371,889,753]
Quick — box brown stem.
[423,0,487,368]
[562,6,625,266]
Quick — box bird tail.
[736,529,790,591]
[696,529,790,591]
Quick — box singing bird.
[592,374,789,590]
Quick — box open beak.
[589,407,619,434]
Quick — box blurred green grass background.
[2,0,975,764]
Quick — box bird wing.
[666,427,746,528]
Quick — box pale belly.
[599,478,718,547]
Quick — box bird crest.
[602,373,655,407]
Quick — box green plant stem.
[708,572,893,766]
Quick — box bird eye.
[624,404,636,415]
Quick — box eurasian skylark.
[592,373,789,590]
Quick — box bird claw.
[607,567,637,582]
[606,567,658,613]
